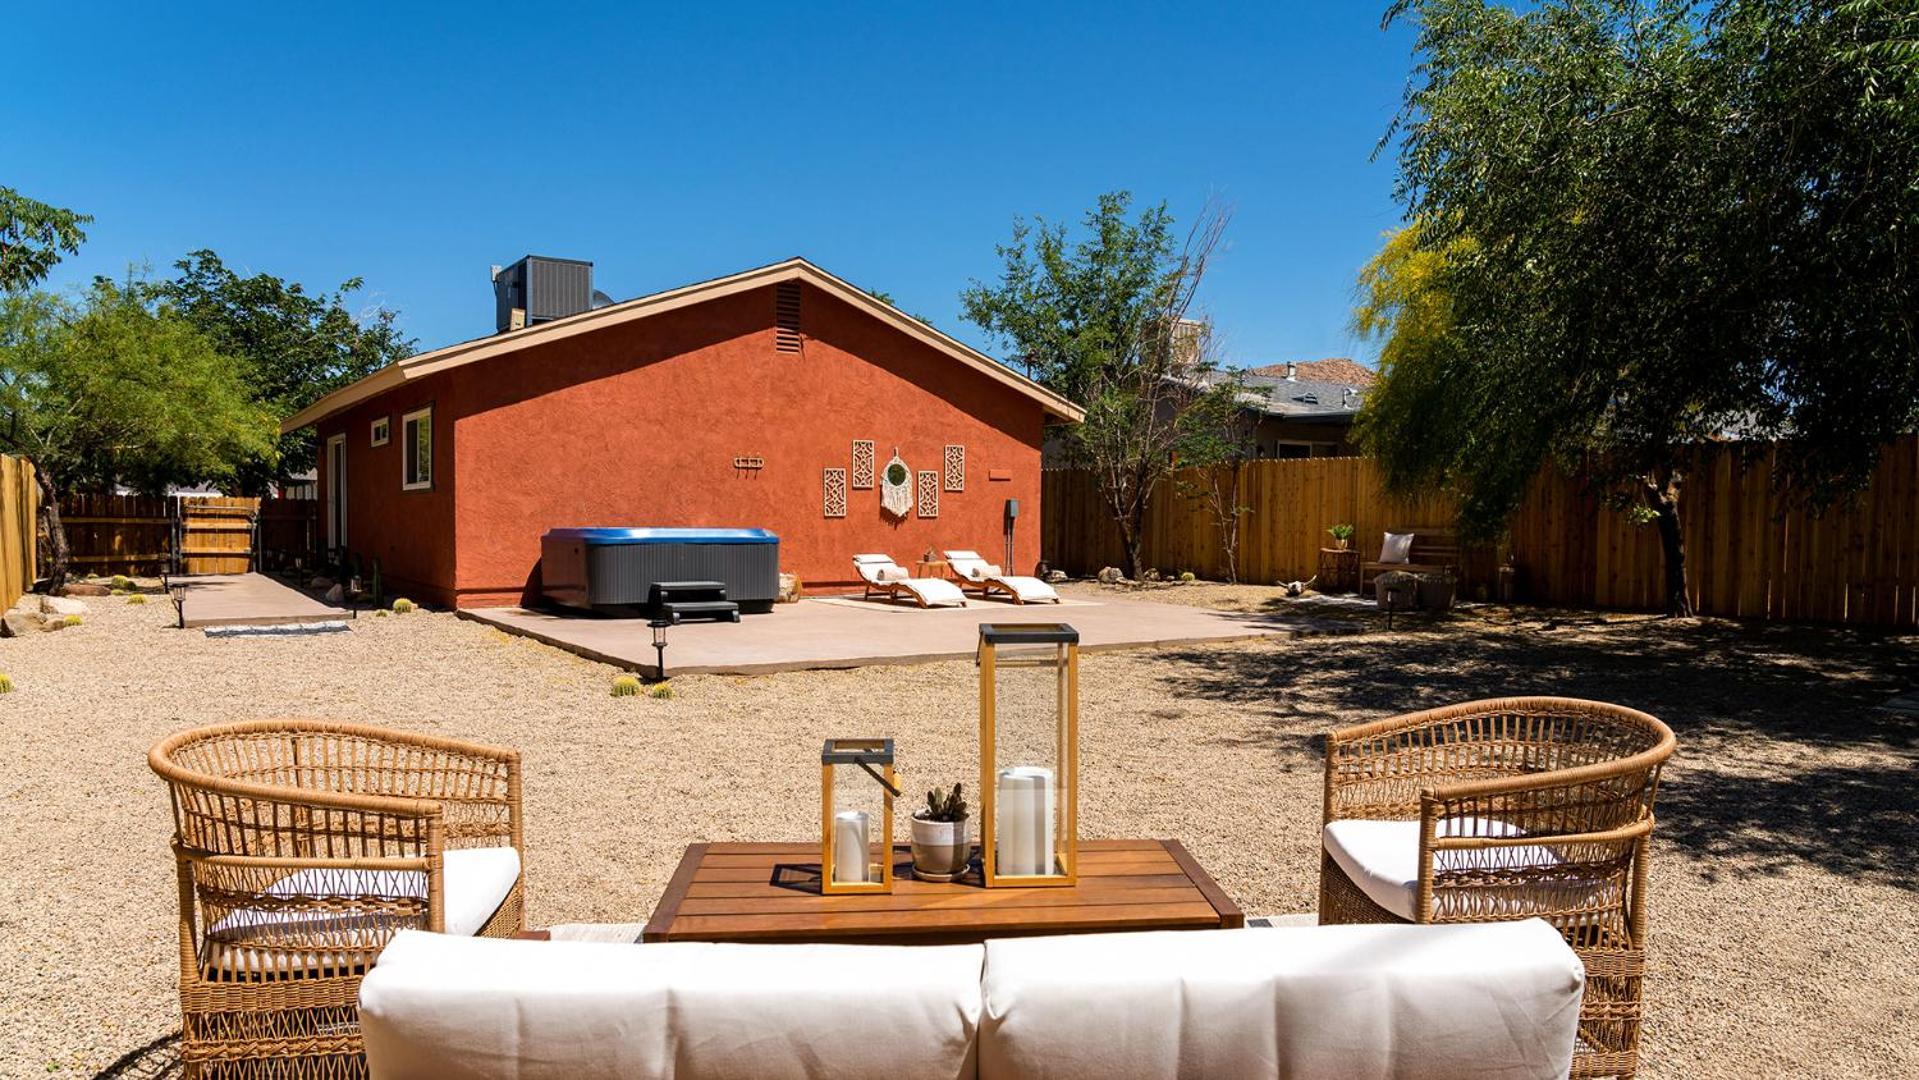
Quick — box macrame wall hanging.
[880,450,913,518]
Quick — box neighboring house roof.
[280,257,1085,433]
[1194,370,1368,420]
[1246,358,1377,387]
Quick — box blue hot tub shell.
[539,527,779,614]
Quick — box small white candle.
[996,766,1055,876]
[832,810,870,884]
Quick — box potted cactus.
[1327,523,1355,551]
[910,783,971,882]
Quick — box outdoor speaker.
[1005,498,1020,520]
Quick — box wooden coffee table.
[641,839,1242,945]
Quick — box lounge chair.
[852,553,966,608]
[943,550,1060,604]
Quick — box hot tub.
[539,527,779,614]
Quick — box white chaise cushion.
[1323,818,1555,920]
[979,922,1584,1080]
[360,931,984,1080]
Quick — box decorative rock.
[777,572,802,604]
[56,583,110,597]
[1045,569,1068,584]
[309,575,334,590]
[324,584,345,604]
[39,595,88,616]
[1,611,45,637]
[1096,566,1125,584]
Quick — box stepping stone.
[204,621,351,638]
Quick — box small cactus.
[0,673,13,693]
[1179,571,1197,582]
[126,594,147,605]
[62,614,83,627]
[646,681,677,700]
[920,782,968,822]
[391,598,416,614]
[374,608,389,617]
[610,674,641,697]
[111,575,134,591]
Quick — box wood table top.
[641,838,1243,945]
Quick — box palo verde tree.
[1174,359,1259,584]
[961,192,1239,579]
[161,251,414,492]
[0,187,91,292]
[1359,0,1919,615]
[0,279,276,590]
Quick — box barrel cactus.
[127,594,147,605]
[392,598,416,614]
[0,673,13,693]
[646,681,677,700]
[611,675,641,697]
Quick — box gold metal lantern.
[978,624,1079,887]
[820,738,898,894]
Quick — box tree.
[0,187,90,292]
[0,279,276,589]
[961,192,1239,578]
[1174,363,1259,584]
[1361,0,1919,615]
[161,251,414,491]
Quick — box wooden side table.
[913,558,951,581]
[642,839,1243,945]
[1317,547,1359,593]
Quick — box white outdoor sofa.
[852,553,968,607]
[360,920,1584,1080]
[943,550,1061,604]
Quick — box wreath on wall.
[881,452,913,518]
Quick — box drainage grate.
[774,281,802,353]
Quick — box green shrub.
[126,594,147,605]
[647,681,677,700]
[391,598,416,614]
[0,673,13,693]
[610,675,641,697]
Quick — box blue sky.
[8,3,1415,370]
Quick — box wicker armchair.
[1320,697,1675,1080]
[150,720,525,1080]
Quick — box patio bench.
[1360,525,1461,587]
[359,920,1585,1079]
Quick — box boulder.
[1,611,44,637]
[776,572,802,604]
[1045,569,1068,584]
[56,582,111,597]
[39,595,87,616]
[1096,566,1126,585]
[309,575,335,590]
[324,584,345,604]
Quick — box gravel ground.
[1,580,1914,1079]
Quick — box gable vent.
[774,281,802,353]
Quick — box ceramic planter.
[910,814,971,882]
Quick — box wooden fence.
[58,494,322,577]
[0,456,37,610]
[1042,435,1919,629]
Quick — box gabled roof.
[281,257,1084,434]
[1246,358,1377,387]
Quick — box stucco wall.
[321,281,1050,608]
[315,369,459,607]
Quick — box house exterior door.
[326,433,347,553]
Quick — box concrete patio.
[461,594,1314,676]
[173,573,348,628]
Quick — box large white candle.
[832,810,869,884]
[996,766,1055,876]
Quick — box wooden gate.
[179,496,259,575]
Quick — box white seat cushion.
[991,575,1058,602]
[980,922,1584,1080]
[1379,531,1415,564]
[361,931,985,1080]
[1323,818,1558,920]
[207,846,520,955]
[900,577,967,607]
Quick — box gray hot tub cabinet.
[540,528,779,614]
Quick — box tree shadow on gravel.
[1159,611,1919,889]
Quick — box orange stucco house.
[281,258,1083,609]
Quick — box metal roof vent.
[774,281,802,353]
[492,256,596,333]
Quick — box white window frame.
[370,415,390,447]
[401,406,433,491]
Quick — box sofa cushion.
[1379,531,1415,564]
[202,847,521,975]
[979,922,1583,1080]
[1323,818,1554,920]
[360,931,984,1080]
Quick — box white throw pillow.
[1379,532,1415,564]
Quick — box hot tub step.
[662,599,741,624]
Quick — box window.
[370,416,389,447]
[401,406,433,490]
